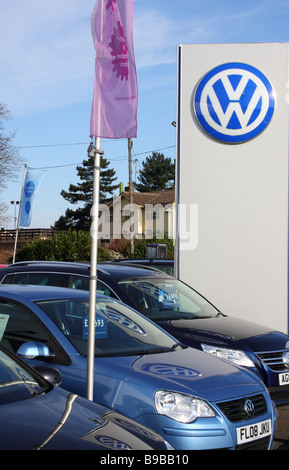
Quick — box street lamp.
[87,141,96,158]
[10,200,19,230]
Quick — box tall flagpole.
[87,0,138,400]
[86,137,102,401]
[128,138,134,258]
[86,0,104,402]
[13,164,27,263]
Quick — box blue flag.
[19,168,45,227]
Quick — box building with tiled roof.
[119,189,175,206]
[101,189,175,240]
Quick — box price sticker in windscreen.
[159,286,180,309]
[83,313,107,339]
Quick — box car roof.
[0,261,170,280]
[0,283,98,302]
[107,259,173,264]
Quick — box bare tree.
[0,104,23,225]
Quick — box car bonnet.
[158,316,289,352]
[98,346,266,407]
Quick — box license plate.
[279,372,289,386]
[236,419,271,445]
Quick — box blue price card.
[158,286,180,309]
[83,313,107,339]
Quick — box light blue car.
[0,285,277,450]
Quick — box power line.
[18,141,91,149]
[23,145,176,170]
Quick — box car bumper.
[135,406,277,450]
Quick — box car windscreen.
[117,278,219,321]
[36,298,177,357]
[0,348,48,404]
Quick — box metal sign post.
[86,137,102,401]
[12,164,27,263]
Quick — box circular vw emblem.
[193,62,275,143]
[244,399,255,417]
[282,351,289,369]
[95,436,131,450]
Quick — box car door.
[0,298,87,391]
[0,298,93,398]
[68,274,119,299]
[0,299,70,366]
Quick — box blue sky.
[1,0,289,228]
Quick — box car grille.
[216,393,267,422]
[235,436,271,450]
[256,350,289,372]
[267,386,289,404]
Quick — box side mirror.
[33,365,62,386]
[17,341,51,359]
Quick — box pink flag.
[90,0,138,139]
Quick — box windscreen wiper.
[168,342,185,352]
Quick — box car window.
[68,275,89,291]
[118,278,219,321]
[0,348,47,404]
[68,275,118,299]
[26,272,68,287]
[96,280,118,299]
[0,300,69,365]
[155,265,175,276]
[37,297,176,357]
[0,272,67,287]
[1,273,28,284]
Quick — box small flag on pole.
[90,0,138,139]
[19,167,45,227]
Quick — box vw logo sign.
[193,63,275,143]
[244,399,255,417]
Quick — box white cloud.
[1,0,288,117]
[1,1,179,116]
[0,0,96,115]
[134,9,176,67]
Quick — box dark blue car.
[0,285,277,450]
[1,261,289,406]
[0,344,170,450]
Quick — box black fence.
[0,228,55,241]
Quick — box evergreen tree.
[134,152,175,192]
[54,155,118,231]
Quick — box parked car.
[0,284,277,450]
[0,344,170,450]
[1,261,289,407]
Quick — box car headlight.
[201,343,255,368]
[155,391,215,423]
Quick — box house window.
[145,209,160,220]
[105,211,113,223]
